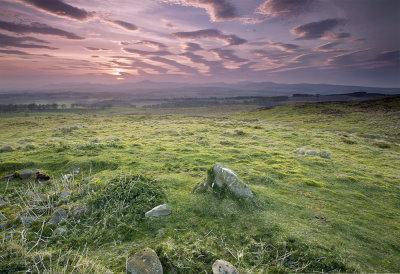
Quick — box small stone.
[54,227,67,236]
[127,247,163,274]
[61,174,73,183]
[0,213,7,222]
[145,204,172,218]
[48,208,67,225]
[212,260,239,274]
[20,215,37,226]
[0,222,7,229]
[58,191,71,200]
[71,206,89,217]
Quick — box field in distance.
[0,96,399,272]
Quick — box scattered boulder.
[294,147,332,159]
[0,213,7,221]
[195,164,253,198]
[48,208,67,225]
[145,204,172,218]
[58,191,71,200]
[71,206,89,217]
[18,169,40,179]
[212,260,239,274]
[126,247,163,274]
[20,215,37,226]
[54,227,67,236]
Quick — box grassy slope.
[0,96,399,272]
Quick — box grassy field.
[1,96,399,273]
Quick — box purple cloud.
[256,0,315,17]
[0,21,84,40]
[314,41,341,51]
[210,48,247,63]
[172,29,247,46]
[106,20,138,31]
[21,0,93,21]
[150,56,198,74]
[124,48,172,56]
[0,33,57,49]
[291,18,346,40]
[134,40,167,49]
[184,42,203,52]
[160,0,239,22]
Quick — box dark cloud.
[184,42,203,52]
[134,40,167,49]
[150,56,198,74]
[21,0,93,21]
[107,20,138,31]
[0,32,57,49]
[160,0,239,22]
[369,50,400,66]
[314,41,341,51]
[124,48,172,56]
[0,49,30,55]
[0,20,84,40]
[85,47,109,51]
[250,49,293,61]
[132,60,169,73]
[323,32,350,40]
[180,51,225,73]
[326,49,369,66]
[164,22,176,29]
[172,29,247,46]
[256,0,315,17]
[210,48,247,63]
[291,18,346,40]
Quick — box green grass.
[0,97,399,272]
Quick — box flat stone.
[54,227,67,236]
[127,247,163,274]
[48,208,67,225]
[58,191,71,200]
[145,204,172,218]
[0,213,7,222]
[212,260,239,274]
[19,169,40,179]
[20,215,37,226]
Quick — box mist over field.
[1,0,399,273]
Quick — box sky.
[0,0,399,89]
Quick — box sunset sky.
[0,0,399,89]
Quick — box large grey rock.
[145,204,172,218]
[197,164,253,198]
[212,260,239,274]
[20,215,37,226]
[127,248,163,274]
[19,169,40,179]
[48,208,67,225]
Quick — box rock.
[212,260,239,274]
[126,248,163,274]
[145,204,172,218]
[61,174,73,183]
[19,169,40,179]
[0,213,7,222]
[71,206,89,217]
[2,174,15,181]
[0,197,9,206]
[20,215,37,226]
[48,208,67,225]
[0,221,7,229]
[196,164,253,198]
[54,227,67,236]
[58,191,71,200]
